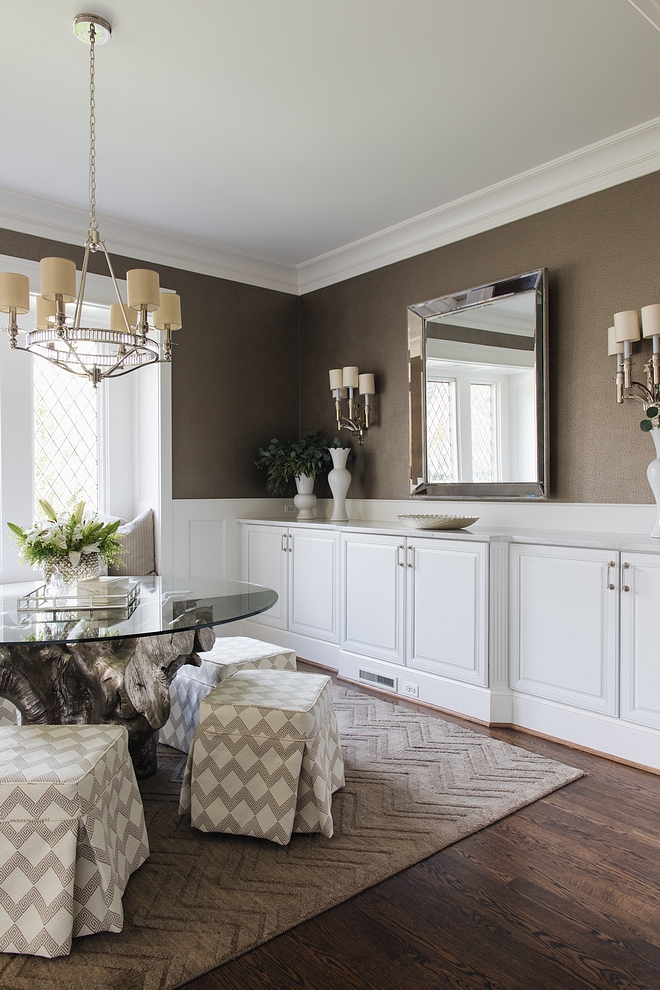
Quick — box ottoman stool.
[160,637,297,754]
[179,670,345,845]
[0,724,149,957]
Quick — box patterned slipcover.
[0,724,149,957]
[179,670,345,845]
[159,636,297,754]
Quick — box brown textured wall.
[300,170,660,503]
[0,228,299,499]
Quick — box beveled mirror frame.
[408,268,548,500]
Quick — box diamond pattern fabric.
[159,637,297,754]
[179,670,345,845]
[0,725,149,957]
[0,699,18,726]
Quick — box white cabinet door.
[342,533,406,664]
[407,539,488,685]
[288,528,339,643]
[621,552,660,729]
[241,524,288,629]
[510,544,619,715]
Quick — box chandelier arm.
[72,240,93,333]
[58,333,93,380]
[100,242,134,336]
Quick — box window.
[34,362,98,512]
[470,383,494,483]
[32,302,108,515]
[426,379,458,482]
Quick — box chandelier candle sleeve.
[40,258,77,303]
[0,273,29,314]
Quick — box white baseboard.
[511,691,660,771]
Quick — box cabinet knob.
[621,560,630,592]
[397,545,405,567]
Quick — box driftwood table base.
[0,625,216,778]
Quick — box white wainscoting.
[169,496,659,583]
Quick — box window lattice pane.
[426,380,457,482]
[34,363,98,514]
[470,383,493,483]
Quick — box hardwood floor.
[183,664,660,990]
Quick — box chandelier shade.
[0,14,182,385]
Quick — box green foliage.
[255,429,345,496]
[7,501,123,569]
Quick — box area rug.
[0,686,583,990]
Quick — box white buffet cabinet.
[239,518,660,771]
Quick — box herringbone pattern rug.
[0,686,582,989]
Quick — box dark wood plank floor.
[184,663,660,990]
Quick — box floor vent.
[358,669,397,692]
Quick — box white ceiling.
[1,0,660,278]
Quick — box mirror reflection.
[408,270,547,499]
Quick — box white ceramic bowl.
[397,514,479,531]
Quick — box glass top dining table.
[0,577,278,646]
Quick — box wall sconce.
[328,366,376,445]
[609,307,660,410]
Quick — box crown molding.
[0,188,299,296]
[296,115,660,294]
[2,114,660,298]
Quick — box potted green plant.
[8,498,123,587]
[255,429,343,518]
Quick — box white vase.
[294,474,317,519]
[328,448,351,521]
[648,429,660,539]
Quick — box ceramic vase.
[43,552,102,590]
[328,448,351,521]
[294,474,317,520]
[648,429,660,539]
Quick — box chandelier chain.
[88,23,97,231]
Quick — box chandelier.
[0,14,182,386]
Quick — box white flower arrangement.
[7,499,122,570]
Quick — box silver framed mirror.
[408,269,548,500]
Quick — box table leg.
[0,625,216,778]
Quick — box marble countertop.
[238,516,660,553]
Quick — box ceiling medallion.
[0,14,182,386]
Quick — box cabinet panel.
[342,534,405,664]
[289,529,339,642]
[510,544,618,714]
[408,539,487,684]
[241,525,288,629]
[621,552,660,729]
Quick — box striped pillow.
[109,508,157,576]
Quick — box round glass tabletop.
[0,577,278,645]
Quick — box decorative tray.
[17,580,140,620]
[397,514,479,531]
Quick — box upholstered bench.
[159,636,297,754]
[0,724,149,957]
[179,669,345,845]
